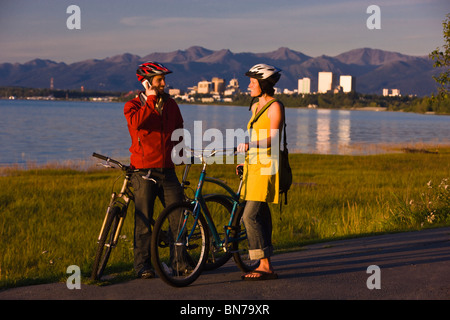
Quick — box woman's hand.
[236,164,244,176]
[237,143,249,153]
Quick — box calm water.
[0,99,449,165]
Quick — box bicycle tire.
[91,205,121,280]
[230,202,260,272]
[203,194,233,271]
[151,201,209,287]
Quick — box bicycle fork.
[175,203,201,250]
[97,177,131,248]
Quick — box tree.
[429,14,450,98]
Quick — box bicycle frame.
[179,148,245,252]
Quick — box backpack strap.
[249,99,277,129]
[279,101,287,152]
[279,101,288,216]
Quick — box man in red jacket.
[124,61,184,278]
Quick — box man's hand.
[142,80,157,96]
[145,87,157,96]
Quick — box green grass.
[1,148,449,289]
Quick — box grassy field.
[1,148,449,289]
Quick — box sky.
[0,0,449,64]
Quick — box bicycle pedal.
[224,225,239,231]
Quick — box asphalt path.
[1,226,449,304]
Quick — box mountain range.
[0,46,439,96]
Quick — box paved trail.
[1,227,449,306]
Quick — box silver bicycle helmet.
[245,64,281,85]
[245,64,281,109]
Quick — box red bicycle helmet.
[136,61,172,82]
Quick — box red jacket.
[124,92,183,169]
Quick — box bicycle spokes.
[151,202,209,287]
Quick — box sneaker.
[137,268,155,279]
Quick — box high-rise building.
[318,72,335,93]
[298,77,311,94]
[383,88,401,96]
[197,80,212,94]
[211,77,225,94]
[339,75,355,93]
[229,78,239,88]
[224,78,240,96]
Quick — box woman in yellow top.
[237,64,284,281]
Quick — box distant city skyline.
[1,0,449,64]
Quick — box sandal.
[241,270,278,281]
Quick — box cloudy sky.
[1,0,448,64]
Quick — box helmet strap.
[248,80,265,110]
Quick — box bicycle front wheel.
[91,205,121,280]
[151,201,209,287]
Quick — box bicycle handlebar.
[92,152,125,169]
[92,152,166,181]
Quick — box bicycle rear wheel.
[91,205,121,280]
[230,202,260,272]
[151,201,209,287]
[203,194,233,271]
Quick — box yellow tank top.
[240,100,280,204]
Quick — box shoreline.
[2,97,449,116]
[1,142,449,173]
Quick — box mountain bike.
[90,152,240,281]
[150,148,259,287]
[90,153,166,280]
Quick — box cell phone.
[142,80,151,90]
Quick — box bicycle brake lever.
[141,170,157,183]
[97,162,114,168]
